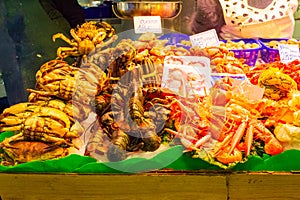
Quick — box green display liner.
[1,131,300,173]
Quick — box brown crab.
[0,141,69,166]
[33,59,105,105]
[0,102,83,148]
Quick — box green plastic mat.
[1,131,300,173]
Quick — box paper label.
[278,43,300,63]
[133,16,162,34]
[189,29,220,48]
[161,56,212,98]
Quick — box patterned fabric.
[219,0,298,26]
[189,0,298,39]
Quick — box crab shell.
[34,60,78,100]
[34,60,104,105]
[1,141,69,165]
[0,102,84,151]
[27,91,91,123]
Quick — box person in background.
[189,0,298,39]
[39,0,86,28]
[0,0,85,109]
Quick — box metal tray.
[112,1,182,19]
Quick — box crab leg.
[95,34,118,51]
[56,47,80,59]
[194,135,211,148]
[245,124,254,156]
[164,128,197,141]
[179,137,194,150]
[213,131,234,157]
[93,31,107,43]
[52,33,78,47]
[228,120,247,155]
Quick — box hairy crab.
[52,21,117,59]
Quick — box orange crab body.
[78,39,95,55]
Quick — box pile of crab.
[0,21,116,165]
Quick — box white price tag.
[189,29,220,48]
[133,16,162,34]
[278,43,300,63]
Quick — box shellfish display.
[1,21,300,170]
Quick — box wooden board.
[228,172,300,200]
[0,172,227,200]
[2,171,300,200]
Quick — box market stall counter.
[2,17,300,199]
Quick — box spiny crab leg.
[56,47,79,59]
[70,29,81,43]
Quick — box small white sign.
[133,16,162,34]
[278,43,300,63]
[189,29,220,48]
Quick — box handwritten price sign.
[133,16,162,34]
[189,29,220,48]
[278,43,300,63]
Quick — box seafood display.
[1,20,300,169]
